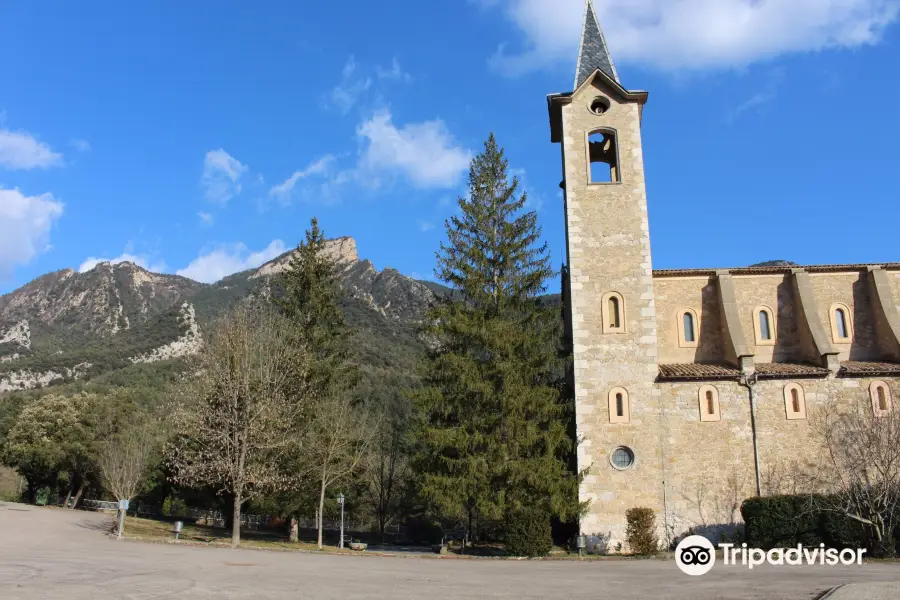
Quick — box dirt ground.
[2,501,899,599]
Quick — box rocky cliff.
[0,237,435,393]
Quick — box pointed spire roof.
[574,0,619,89]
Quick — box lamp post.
[337,493,345,549]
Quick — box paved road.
[1,502,899,599]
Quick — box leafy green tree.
[413,134,581,540]
[4,393,92,504]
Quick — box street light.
[337,493,345,549]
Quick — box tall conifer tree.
[274,217,356,395]
[414,134,580,537]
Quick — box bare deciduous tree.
[810,399,900,556]
[167,304,310,547]
[98,422,160,539]
[306,394,375,548]
[365,423,410,538]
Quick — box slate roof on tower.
[574,0,619,89]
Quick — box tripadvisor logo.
[675,536,867,575]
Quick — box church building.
[550,1,900,548]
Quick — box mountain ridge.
[0,237,436,394]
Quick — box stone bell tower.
[548,1,663,543]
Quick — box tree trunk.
[231,493,241,547]
[63,488,73,509]
[317,474,327,549]
[289,517,298,543]
[71,481,85,510]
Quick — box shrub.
[504,507,552,557]
[162,495,188,517]
[625,507,659,555]
[741,495,863,550]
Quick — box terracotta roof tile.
[839,361,900,377]
[653,263,900,278]
[755,363,830,378]
[658,362,831,381]
[658,364,740,381]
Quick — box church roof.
[574,0,619,89]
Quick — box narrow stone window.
[870,381,893,418]
[784,383,807,420]
[609,296,621,329]
[683,313,695,342]
[678,308,699,348]
[699,385,720,422]
[601,292,626,334]
[830,303,853,343]
[587,130,620,184]
[835,309,848,338]
[608,387,630,424]
[753,306,776,345]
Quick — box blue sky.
[1,0,899,294]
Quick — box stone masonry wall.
[654,276,722,364]
[659,376,900,546]
[808,272,878,361]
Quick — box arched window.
[678,308,699,348]
[608,387,630,424]
[609,296,621,329]
[829,303,853,343]
[699,385,720,422]
[587,129,620,184]
[601,292,625,334]
[784,383,807,420]
[870,382,893,418]
[753,306,776,345]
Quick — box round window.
[610,446,635,470]
[590,97,611,115]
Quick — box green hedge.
[504,507,552,557]
[741,495,863,550]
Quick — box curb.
[815,585,843,600]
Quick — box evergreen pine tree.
[413,134,581,539]
[272,218,359,535]
[273,217,356,395]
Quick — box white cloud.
[484,0,900,74]
[417,219,434,232]
[376,58,412,82]
[197,211,214,226]
[202,148,248,204]
[0,129,63,170]
[357,110,471,189]
[176,240,286,283]
[78,252,166,274]
[268,155,335,203]
[0,187,64,276]
[326,56,373,114]
[69,138,91,153]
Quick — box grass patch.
[120,516,349,553]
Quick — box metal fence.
[81,499,119,512]
[82,499,400,536]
